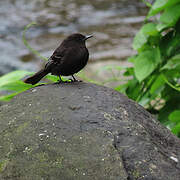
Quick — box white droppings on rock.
[154,146,158,151]
[8,119,15,125]
[23,146,31,153]
[32,89,37,93]
[124,110,128,116]
[150,163,157,169]
[83,96,90,99]
[103,112,116,121]
[39,133,45,137]
[21,112,25,116]
[170,156,178,162]
[83,96,91,102]
[106,130,113,135]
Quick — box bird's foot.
[56,75,63,83]
[55,80,63,84]
[68,78,82,82]
[69,75,82,82]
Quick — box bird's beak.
[84,35,93,41]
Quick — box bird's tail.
[24,69,50,85]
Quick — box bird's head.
[66,33,93,44]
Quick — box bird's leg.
[70,75,82,82]
[72,75,77,81]
[57,75,63,83]
[68,75,76,82]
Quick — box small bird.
[24,33,93,85]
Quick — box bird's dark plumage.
[24,33,92,85]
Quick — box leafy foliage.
[115,0,180,137]
[0,70,33,101]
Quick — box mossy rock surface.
[0,82,180,180]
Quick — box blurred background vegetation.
[0,0,180,137]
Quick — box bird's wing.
[45,46,67,69]
[51,46,67,63]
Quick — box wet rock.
[0,82,179,179]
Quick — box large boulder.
[0,82,180,180]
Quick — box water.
[0,0,148,86]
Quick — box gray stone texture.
[0,82,180,180]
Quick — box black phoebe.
[24,33,93,85]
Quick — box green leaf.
[150,74,165,94]
[0,70,32,86]
[138,92,150,106]
[146,74,156,87]
[158,94,180,124]
[23,22,48,61]
[0,92,23,101]
[133,23,159,50]
[142,23,158,36]
[167,33,180,57]
[159,30,173,57]
[159,29,180,58]
[133,23,158,51]
[126,79,142,100]
[169,110,180,123]
[171,122,180,135]
[123,67,134,76]
[115,84,128,94]
[0,81,33,91]
[133,29,147,51]
[162,74,180,91]
[160,4,180,27]
[156,23,168,32]
[45,75,59,82]
[149,0,168,16]
[134,47,161,82]
[161,54,180,70]
[148,0,180,17]
[0,70,40,101]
